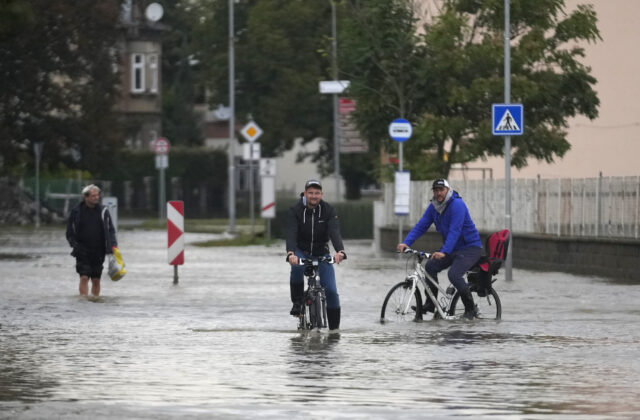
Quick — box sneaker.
[290,303,302,316]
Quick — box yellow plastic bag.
[108,247,127,281]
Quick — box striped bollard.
[167,201,184,284]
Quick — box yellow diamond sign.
[241,121,263,143]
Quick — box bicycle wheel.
[449,287,502,320]
[380,281,423,323]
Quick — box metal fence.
[381,175,640,239]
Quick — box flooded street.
[1,227,639,419]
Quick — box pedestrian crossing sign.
[492,104,523,135]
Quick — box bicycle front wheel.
[449,288,502,320]
[380,281,423,323]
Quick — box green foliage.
[160,1,206,146]
[0,0,122,176]
[187,0,333,157]
[96,147,227,189]
[341,0,600,180]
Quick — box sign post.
[152,137,170,220]
[33,142,43,228]
[389,119,412,244]
[260,158,276,240]
[241,121,263,236]
[168,200,184,285]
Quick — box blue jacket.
[403,191,481,254]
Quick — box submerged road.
[1,227,639,419]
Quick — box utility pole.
[504,0,513,281]
[227,0,236,233]
[330,0,341,201]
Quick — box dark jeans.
[290,248,340,309]
[425,247,483,291]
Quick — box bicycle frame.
[297,256,333,330]
[403,251,457,320]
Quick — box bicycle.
[296,256,334,331]
[380,248,502,322]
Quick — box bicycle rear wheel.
[449,287,501,320]
[380,281,423,323]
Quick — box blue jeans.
[290,248,340,309]
[425,247,483,291]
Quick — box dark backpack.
[468,229,511,296]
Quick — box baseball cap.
[432,179,450,190]
[304,179,322,190]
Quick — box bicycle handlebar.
[397,248,431,259]
[298,256,335,265]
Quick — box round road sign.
[153,137,170,155]
[388,118,412,142]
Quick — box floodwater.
[1,227,639,419]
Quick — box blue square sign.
[492,104,523,136]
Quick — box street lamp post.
[330,0,341,201]
[228,0,237,233]
[33,142,43,228]
[504,0,513,281]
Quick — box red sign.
[167,201,184,265]
[153,137,170,155]
[339,98,356,114]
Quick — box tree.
[341,0,600,180]
[0,1,122,176]
[338,0,429,187]
[188,0,333,157]
[160,2,206,147]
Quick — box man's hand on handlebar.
[287,252,299,266]
[396,243,409,253]
[430,251,446,260]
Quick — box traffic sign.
[155,154,168,169]
[259,158,276,176]
[153,137,170,155]
[388,119,412,142]
[319,80,350,94]
[261,177,275,219]
[167,201,184,265]
[492,104,523,135]
[241,121,263,142]
[242,142,261,161]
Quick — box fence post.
[557,178,561,237]
[635,176,640,239]
[581,179,585,236]
[596,172,602,237]
[569,178,573,236]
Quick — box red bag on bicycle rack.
[473,229,510,296]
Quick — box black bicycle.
[296,256,334,331]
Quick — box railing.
[380,175,640,239]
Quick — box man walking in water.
[66,184,117,297]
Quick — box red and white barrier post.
[167,201,184,284]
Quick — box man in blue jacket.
[397,179,483,319]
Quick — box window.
[131,53,145,93]
[148,54,158,94]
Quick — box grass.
[135,218,266,235]
[192,234,279,247]
[127,217,279,247]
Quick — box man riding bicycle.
[396,179,483,319]
[286,179,346,330]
